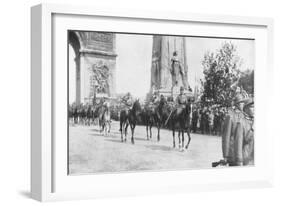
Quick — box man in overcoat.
[234,98,254,166]
[221,93,246,166]
[221,93,254,166]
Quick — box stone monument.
[150,35,191,98]
[68,31,117,104]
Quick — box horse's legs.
[149,124,152,140]
[172,130,176,148]
[101,120,104,133]
[178,131,181,149]
[124,122,129,141]
[185,129,191,149]
[181,131,185,151]
[105,122,109,136]
[157,123,160,142]
[99,120,103,133]
[146,124,149,140]
[120,121,123,142]
[130,124,135,144]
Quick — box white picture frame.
[31,3,274,202]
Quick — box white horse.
[100,102,111,136]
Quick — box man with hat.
[233,97,254,166]
[221,93,248,166]
[164,86,188,125]
[175,86,188,114]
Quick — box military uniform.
[221,95,254,166]
[174,91,190,116]
[121,93,133,112]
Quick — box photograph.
[67,30,255,175]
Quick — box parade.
[68,31,255,174]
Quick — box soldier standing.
[221,93,247,166]
[236,98,254,166]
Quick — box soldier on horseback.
[121,92,133,109]
[165,86,189,125]
[175,86,188,114]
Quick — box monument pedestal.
[157,88,172,97]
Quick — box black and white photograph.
[67,31,255,175]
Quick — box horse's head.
[132,99,142,117]
[132,99,141,111]
[184,99,192,115]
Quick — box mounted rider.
[165,86,190,125]
[175,86,188,114]
[121,92,133,110]
[148,90,160,107]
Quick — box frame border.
[31,3,274,201]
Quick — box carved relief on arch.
[88,61,110,96]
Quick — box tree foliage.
[200,42,243,107]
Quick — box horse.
[169,101,192,151]
[73,107,78,124]
[99,104,111,136]
[142,104,155,140]
[142,97,171,142]
[119,100,142,144]
[85,105,93,126]
[153,98,172,142]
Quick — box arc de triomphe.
[68,31,117,104]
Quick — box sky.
[69,34,255,102]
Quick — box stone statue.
[170,51,187,88]
[150,36,189,94]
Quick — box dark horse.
[142,104,155,140]
[119,100,142,144]
[143,98,192,150]
[169,101,192,151]
[143,97,172,142]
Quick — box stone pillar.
[75,56,81,104]
[150,35,188,97]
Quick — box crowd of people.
[191,107,226,136]
[68,102,94,126]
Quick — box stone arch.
[68,31,81,104]
[68,31,117,104]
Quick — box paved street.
[69,120,223,174]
